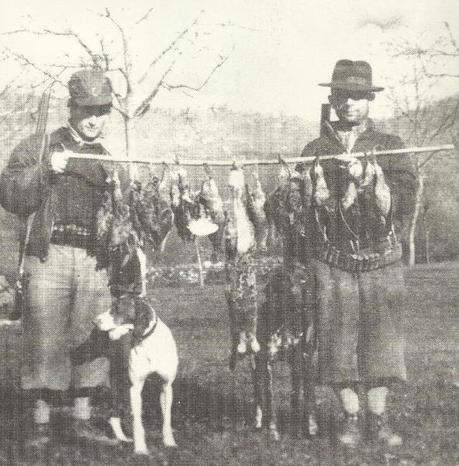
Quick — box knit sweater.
[0,127,124,260]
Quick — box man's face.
[329,89,373,125]
[70,104,111,140]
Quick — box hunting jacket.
[299,119,416,263]
[0,127,125,261]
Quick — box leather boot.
[337,413,361,447]
[23,423,51,449]
[367,412,402,446]
[66,418,119,445]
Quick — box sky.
[0,0,458,121]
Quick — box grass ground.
[0,262,458,465]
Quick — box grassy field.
[0,262,458,465]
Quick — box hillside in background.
[0,95,319,163]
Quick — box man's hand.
[50,150,71,174]
[334,154,364,180]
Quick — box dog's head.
[94,294,157,343]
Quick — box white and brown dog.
[94,294,178,455]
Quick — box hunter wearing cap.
[0,69,128,446]
[297,60,415,447]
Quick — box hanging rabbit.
[224,165,260,368]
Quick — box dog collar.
[139,317,158,342]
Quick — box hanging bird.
[198,164,225,261]
[245,168,269,251]
[129,170,174,252]
[372,158,391,217]
[95,192,114,271]
[95,164,175,298]
[94,168,130,270]
[310,155,330,207]
[225,167,256,256]
[199,164,224,222]
[170,164,197,243]
[266,160,302,237]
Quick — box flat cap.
[68,69,112,106]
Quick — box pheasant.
[95,165,174,297]
[129,172,174,252]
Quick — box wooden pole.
[195,239,204,288]
[65,144,455,167]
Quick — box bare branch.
[0,70,66,127]
[425,99,459,143]
[0,71,24,99]
[35,63,84,69]
[163,51,231,92]
[135,6,155,25]
[199,20,267,33]
[5,48,68,87]
[425,72,459,79]
[1,27,103,68]
[99,38,110,71]
[104,8,132,93]
[65,29,103,68]
[444,22,459,52]
[0,29,31,35]
[111,95,130,119]
[133,60,177,118]
[117,67,130,88]
[137,16,200,84]
[419,151,441,169]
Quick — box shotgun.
[11,84,53,320]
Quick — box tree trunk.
[425,228,430,264]
[122,115,133,181]
[422,204,430,264]
[408,172,424,267]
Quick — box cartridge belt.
[315,240,402,273]
[50,223,92,249]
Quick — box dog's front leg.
[160,381,176,447]
[251,354,264,430]
[130,381,148,455]
[109,417,131,442]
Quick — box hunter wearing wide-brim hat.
[297,60,416,447]
[0,69,129,446]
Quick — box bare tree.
[386,28,459,265]
[1,7,237,177]
[391,22,459,81]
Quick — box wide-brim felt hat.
[68,69,113,106]
[319,59,384,92]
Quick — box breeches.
[22,245,111,391]
[311,259,407,386]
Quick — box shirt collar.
[324,119,374,153]
[67,122,103,147]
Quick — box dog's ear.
[110,295,136,327]
[132,297,155,344]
